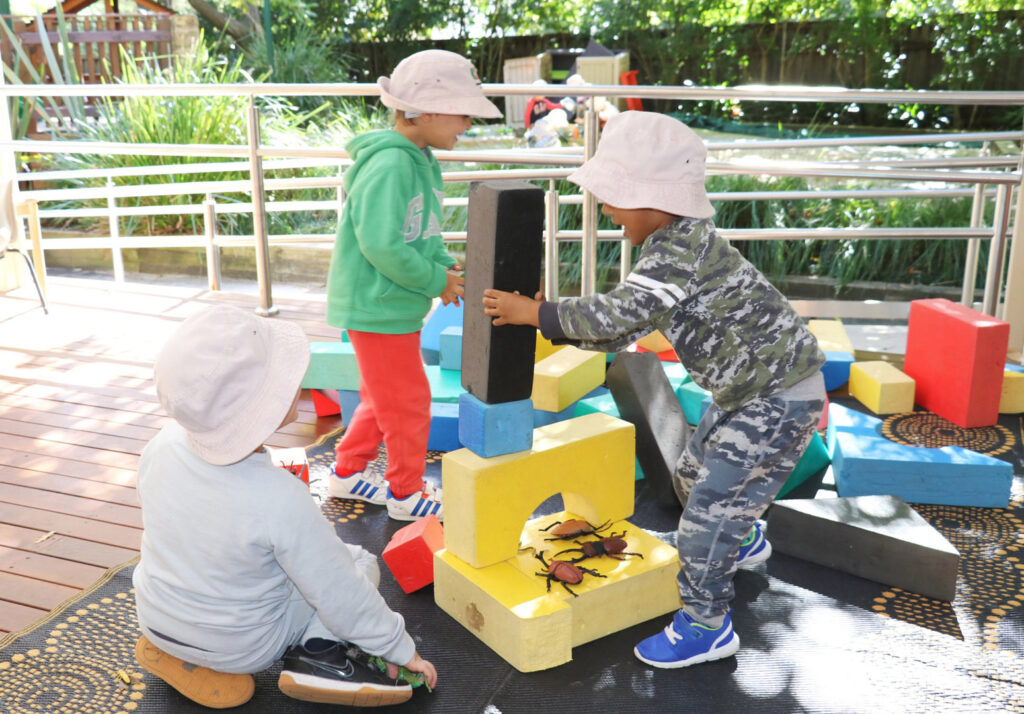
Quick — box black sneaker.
[278,640,412,706]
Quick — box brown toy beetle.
[539,518,611,541]
[553,531,644,563]
[534,552,606,597]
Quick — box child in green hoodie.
[325,50,502,522]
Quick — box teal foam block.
[302,342,360,390]
[428,401,461,452]
[458,393,533,458]
[421,302,464,366]
[439,326,463,371]
[775,431,831,500]
[426,365,466,403]
[662,361,691,390]
[675,380,711,426]
[533,386,607,427]
[821,350,855,391]
[1007,363,1024,374]
[828,403,1012,508]
[573,391,644,480]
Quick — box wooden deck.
[0,277,342,635]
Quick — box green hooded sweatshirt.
[326,129,455,334]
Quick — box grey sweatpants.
[673,372,826,623]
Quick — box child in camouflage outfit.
[482,111,826,669]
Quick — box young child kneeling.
[133,305,436,708]
[483,111,826,670]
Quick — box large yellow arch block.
[442,412,636,569]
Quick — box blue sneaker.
[328,463,387,505]
[736,520,771,567]
[634,610,740,669]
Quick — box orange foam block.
[903,298,1009,428]
[382,515,445,593]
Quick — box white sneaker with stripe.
[328,464,387,505]
[386,481,443,522]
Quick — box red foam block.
[903,298,1008,428]
[311,388,341,417]
[382,515,445,593]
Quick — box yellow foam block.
[809,319,855,354]
[443,412,635,568]
[531,346,606,412]
[849,360,916,414]
[535,332,567,363]
[1000,370,1024,413]
[434,513,680,672]
[636,330,673,354]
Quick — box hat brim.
[378,77,503,119]
[569,160,716,219]
[186,319,310,466]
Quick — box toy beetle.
[539,518,611,541]
[554,531,644,563]
[534,552,606,597]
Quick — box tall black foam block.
[462,181,544,404]
[606,351,689,505]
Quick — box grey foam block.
[606,351,689,505]
[462,181,544,404]
[766,494,960,601]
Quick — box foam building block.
[426,365,466,403]
[458,393,533,458]
[439,326,463,372]
[462,181,544,404]
[766,494,960,601]
[531,346,606,413]
[428,402,461,452]
[903,298,1009,428]
[635,329,673,354]
[663,361,691,389]
[826,402,1012,508]
[421,302,464,366]
[337,389,361,425]
[818,393,830,431]
[1002,369,1024,413]
[675,380,712,426]
[606,352,689,504]
[821,350,855,391]
[573,391,644,480]
[301,342,360,391]
[808,318,855,354]
[849,360,915,414]
[382,515,445,593]
[775,431,831,500]
[310,388,341,417]
[535,332,567,363]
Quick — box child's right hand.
[440,270,465,307]
[386,652,437,690]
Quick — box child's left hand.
[482,289,543,327]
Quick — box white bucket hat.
[569,111,715,218]
[154,305,310,466]
[378,49,502,119]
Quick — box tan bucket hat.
[153,305,310,466]
[378,49,502,119]
[569,111,715,218]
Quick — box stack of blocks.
[434,182,682,672]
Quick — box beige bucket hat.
[154,305,310,466]
[569,111,715,218]
[378,49,502,119]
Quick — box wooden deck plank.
[0,482,141,528]
[0,433,140,471]
[0,597,51,634]
[0,503,142,549]
[0,466,139,506]
[1,405,160,442]
[0,447,137,487]
[0,545,106,589]
[0,523,137,569]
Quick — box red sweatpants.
[333,329,431,498]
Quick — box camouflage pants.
[672,372,825,622]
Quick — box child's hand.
[386,652,437,690]
[482,289,542,327]
[440,270,465,307]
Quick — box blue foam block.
[428,401,461,451]
[675,380,712,426]
[439,326,463,371]
[421,302,464,365]
[828,403,1012,508]
[821,350,855,391]
[337,389,361,425]
[1006,363,1024,374]
[458,393,533,458]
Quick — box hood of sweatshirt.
[343,130,429,192]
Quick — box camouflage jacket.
[537,217,825,411]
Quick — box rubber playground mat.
[2,406,1024,713]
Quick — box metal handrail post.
[106,177,125,283]
[545,179,560,299]
[204,193,221,291]
[247,96,277,316]
[579,103,599,296]
[982,184,1012,316]
[961,182,985,308]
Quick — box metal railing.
[2,81,1023,347]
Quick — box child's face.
[601,204,679,246]
[421,113,473,150]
